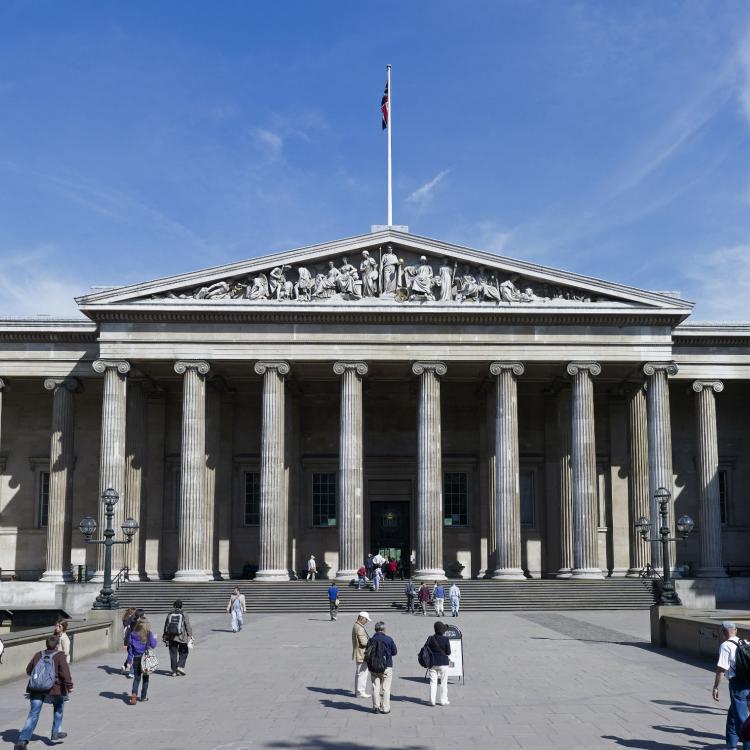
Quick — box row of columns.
[34,358,728,581]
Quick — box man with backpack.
[365,621,398,714]
[712,621,750,750]
[163,600,193,677]
[14,634,73,749]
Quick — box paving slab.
[0,608,730,749]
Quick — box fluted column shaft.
[556,386,573,578]
[567,362,603,578]
[412,362,446,580]
[0,378,6,454]
[643,362,677,570]
[41,377,79,582]
[255,361,290,581]
[124,382,147,579]
[334,362,368,579]
[93,360,130,578]
[174,361,211,581]
[490,363,525,579]
[626,384,650,575]
[693,380,726,577]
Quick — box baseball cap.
[721,621,737,630]
[359,611,370,621]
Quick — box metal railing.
[113,567,131,590]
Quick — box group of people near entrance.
[352,611,453,713]
[404,580,461,617]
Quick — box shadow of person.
[306,686,352,697]
[96,664,124,675]
[652,725,724,740]
[317,698,373,713]
[98,691,131,704]
[601,735,693,750]
[651,699,725,716]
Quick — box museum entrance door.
[369,500,411,575]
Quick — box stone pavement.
[0,606,730,750]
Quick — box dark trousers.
[168,641,189,672]
[131,656,149,698]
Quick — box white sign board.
[443,624,464,682]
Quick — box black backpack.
[417,642,433,669]
[166,612,184,637]
[734,638,750,682]
[365,637,388,674]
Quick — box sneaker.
[139,697,149,702]
[176,667,186,676]
[355,693,371,698]
[439,701,450,706]
[170,671,177,677]
[14,742,28,750]
[51,732,68,740]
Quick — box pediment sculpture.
[153,244,610,305]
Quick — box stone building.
[0,229,747,583]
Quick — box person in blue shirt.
[367,621,398,714]
[327,583,339,621]
[432,582,446,617]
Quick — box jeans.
[131,656,149,699]
[19,696,65,741]
[329,600,338,620]
[726,680,750,750]
[428,665,449,705]
[434,597,444,616]
[168,642,189,672]
[357,576,366,589]
[420,601,428,615]
[230,608,243,632]
[451,598,460,616]
[406,595,415,613]
[371,667,393,712]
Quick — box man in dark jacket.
[163,600,192,676]
[367,621,397,714]
[15,635,73,749]
[426,620,452,706]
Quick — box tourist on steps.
[449,582,461,617]
[432,582,445,617]
[373,565,384,591]
[307,554,317,580]
[163,600,192,676]
[328,582,339,621]
[226,587,246,632]
[351,611,371,698]
[404,579,417,613]
[356,565,368,589]
[127,615,157,705]
[418,582,430,616]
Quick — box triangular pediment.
[75,229,693,316]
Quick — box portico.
[0,229,748,585]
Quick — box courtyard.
[0,607,728,750]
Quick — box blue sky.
[1,2,750,319]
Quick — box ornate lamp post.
[634,487,694,606]
[79,487,139,610]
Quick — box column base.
[492,568,526,581]
[696,566,728,578]
[570,567,604,579]
[39,570,74,583]
[173,570,213,582]
[625,567,645,578]
[335,568,358,581]
[255,569,290,582]
[609,567,628,578]
[556,568,573,579]
[414,568,446,581]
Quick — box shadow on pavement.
[651,699,725,716]
[601,735,718,749]
[317,699,373,713]
[266,737,428,749]
[96,664,123,675]
[652,724,723,740]
[397,676,427,684]
[98,690,130,703]
[1,728,53,747]
[305,686,352,697]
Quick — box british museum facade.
[0,229,748,585]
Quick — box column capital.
[254,360,290,376]
[44,377,81,393]
[333,361,369,376]
[643,361,678,377]
[412,361,447,377]
[93,359,131,375]
[490,362,524,377]
[692,380,724,394]
[566,362,601,377]
[174,360,210,376]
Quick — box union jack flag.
[381,80,389,130]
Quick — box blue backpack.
[28,651,56,692]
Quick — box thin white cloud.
[475,221,512,254]
[737,29,750,124]
[406,169,450,207]
[682,244,750,320]
[254,128,284,159]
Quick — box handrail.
[638,563,662,581]
[113,566,130,590]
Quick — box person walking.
[306,555,317,581]
[365,553,374,580]
[418,582,430,616]
[54,619,70,663]
[366,621,398,714]
[14,635,73,749]
[449,583,461,617]
[712,620,750,750]
[226,587,246,633]
[432,582,445,617]
[372,552,386,573]
[327,582,339,621]
[373,566,384,592]
[404,580,417,614]
[356,565,367,590]
[351,611,371,698]
[163,600,192,677]
[386,558,397,581]
[127,615,157,705]
[425,621,452,706]
[121,607,138,677]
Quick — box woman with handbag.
[425,621,452,707]
[127,616,157,705]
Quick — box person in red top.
[387,558,398,581]
[15,634,73,749]
[357,566,367,589]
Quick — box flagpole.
[387,64,392,227]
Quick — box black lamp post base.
[656,583,682,606]
[93,594,120,610]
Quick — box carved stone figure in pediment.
[456,267,480,302]
[247,273,270,300]
[336,257,362,299]
[379,244,399,296]
[436,258,456,302]
[360,250,379,297]
[408,256,436,301]
[295,267,314,301]
[499,276,522,303]
[478,268,502,303]
[196,280,231,299]
[270,266,294,300]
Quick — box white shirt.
[372,554,385,566]
[307,558,316,570]
[717,637,740,680]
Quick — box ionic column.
[412,362,446,580]
[0,378,6,454]
[625,384,650,576]
[333,362,368,580]
[254,361,290,581]
[40,377,79,582]
[173,361,211,581]
[92,359,130,579]
[555,385,573,578]
[693,380,726,577]
[566,362,603,579]
[643,362,678,570]
[490,362,525,580]
[123,381,148,580]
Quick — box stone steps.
[114,579,657,613]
